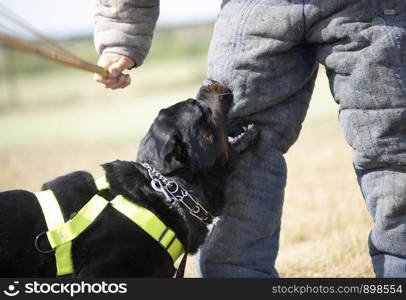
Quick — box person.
[94,0,406,278]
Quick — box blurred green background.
[0,25,212,148]
[0,21,373,277]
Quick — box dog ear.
[162,136,185,172]
[137,109,185,175]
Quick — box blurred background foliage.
[0,20,373,277]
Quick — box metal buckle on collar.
[177,190,211,223]
[142,162,213,224]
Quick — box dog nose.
[199,79,233,112]
[202,79,231,94]
[203,79,216,87]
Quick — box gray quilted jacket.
[94,0,160,67]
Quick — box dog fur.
[0,81,258,277]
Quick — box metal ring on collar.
[34,231,55,254]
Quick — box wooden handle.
[0,33,109,78]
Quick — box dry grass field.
[0,33,374,277]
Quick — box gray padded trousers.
[196,0,406,277]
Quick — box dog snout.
[203,79,216,87]
[199,80,233,114]
[202,79,231,95]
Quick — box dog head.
[136,80,258,175]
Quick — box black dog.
[0,80,258,277]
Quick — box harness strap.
[35,176,185,276]
[96,177,184,262]
[95,176,110,191]
[46,195,108,248]
[34,190,74,276]
[111,195,184,262]
[35,190,64,229]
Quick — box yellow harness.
[34,176,184,276]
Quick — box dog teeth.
[228,132,246,144]
[228,125,255,145]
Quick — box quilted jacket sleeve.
[94,0,159,67]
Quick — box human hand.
[94,53,135,89]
